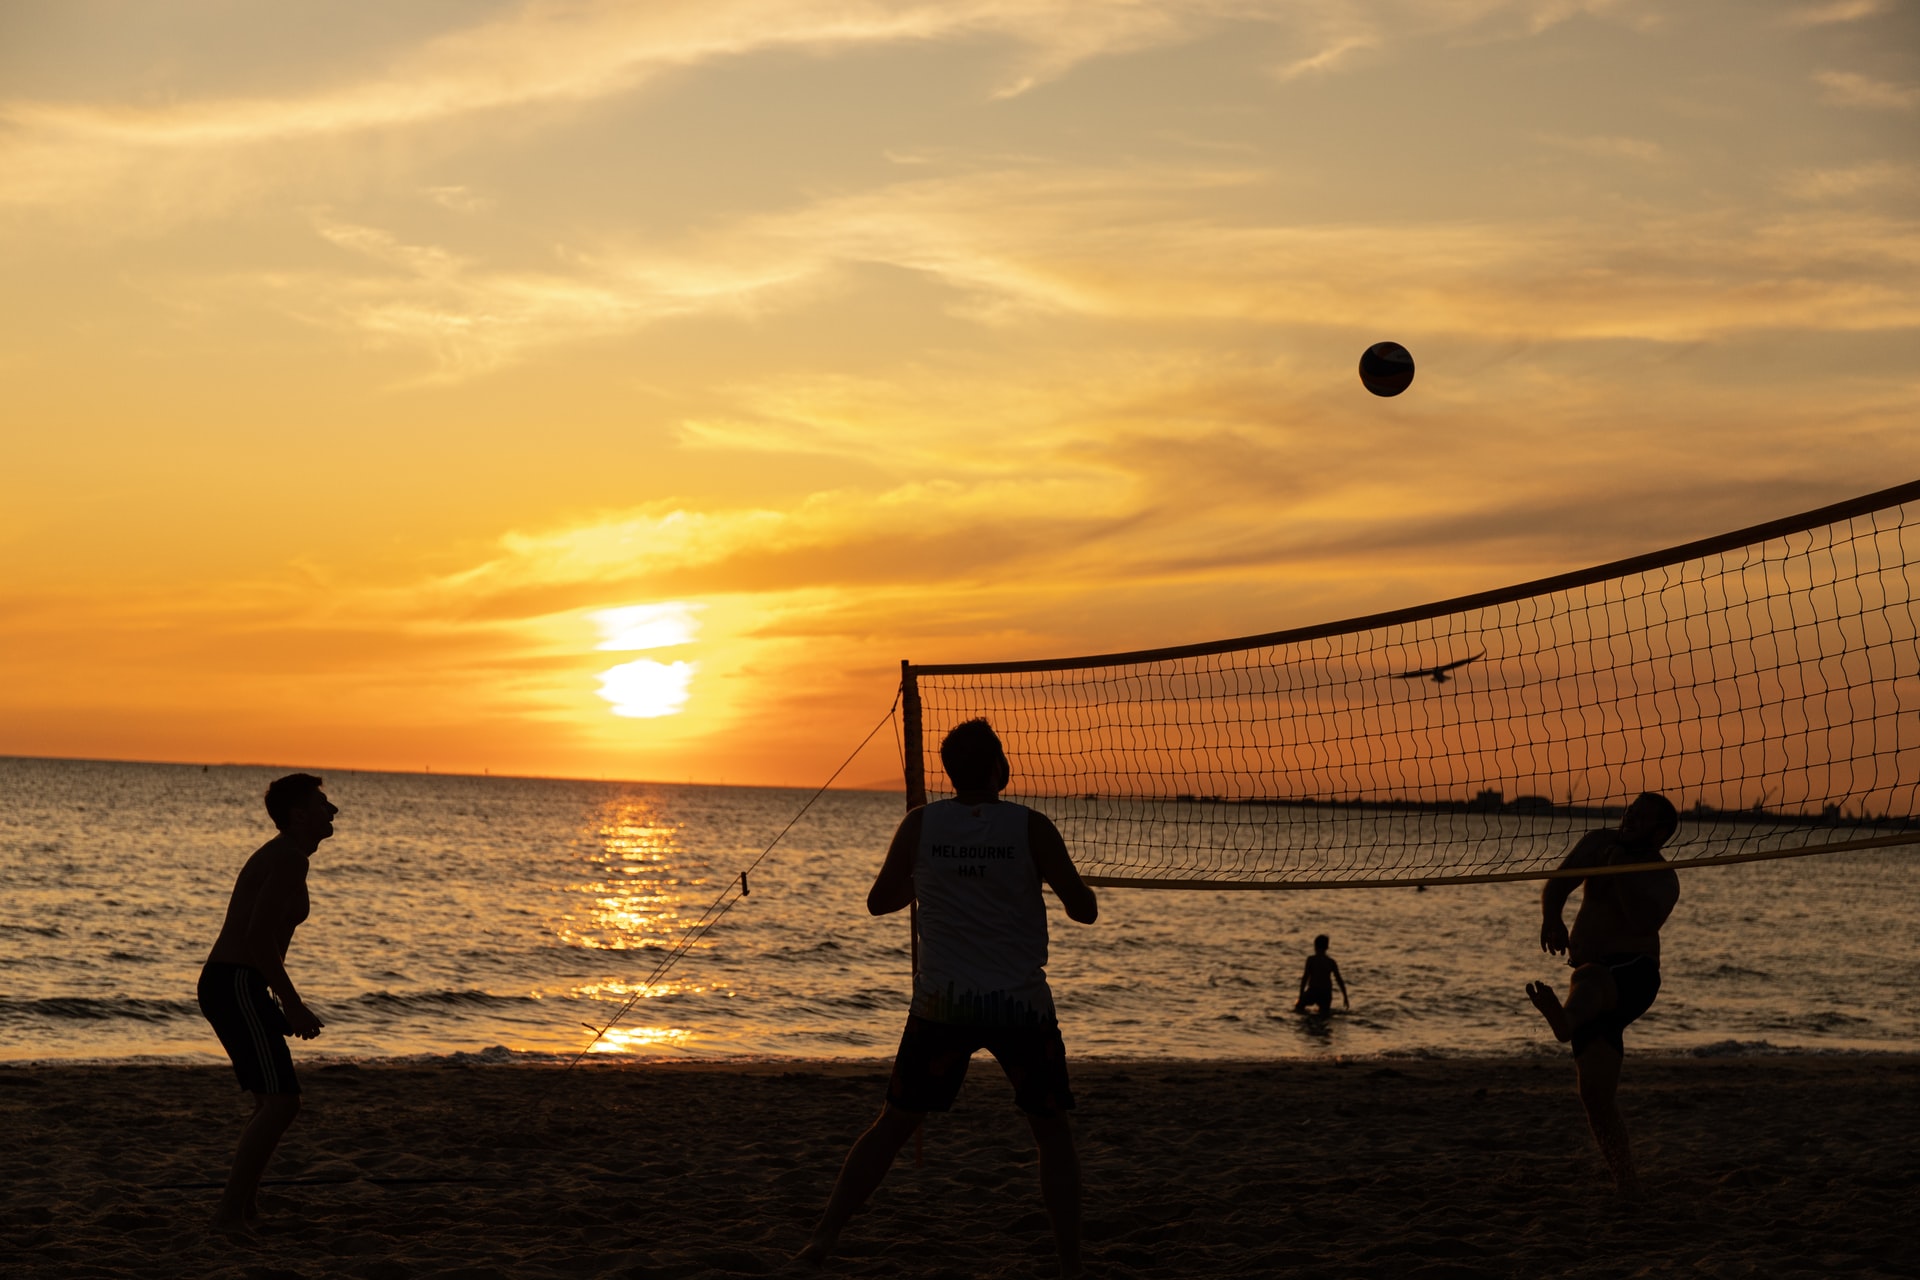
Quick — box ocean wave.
[0,923,66,938]
[1676,1039,1908,1057]
[1702,963,1771,980]
[348,989,544,1011]
[1762,1009,1874,1033]
[0,995,198,1023]
[446,1044,520,1064]
[1,988,551,1026]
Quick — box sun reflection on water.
[553,798,703,952]
[590,1024,695,1054]
[553,797,720,1052]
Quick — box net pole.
[901,660,927,1166]
[901,660,926,981]
[901,659,928,809]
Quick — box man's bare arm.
[867,809,921,916]
[1029,811,1097,924]
[1541,830,1612,953]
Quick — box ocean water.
[1,756,1916,1064]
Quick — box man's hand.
[1540,916,1570,956]
[286,1002,324,1040]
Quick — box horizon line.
[0,752,904,794]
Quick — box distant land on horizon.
[8,757,1910,825]
[0,753,908,795]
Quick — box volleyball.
[1359,341,1415,397]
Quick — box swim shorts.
[886,1013,1075,1117]
[1570,952,1661,1058]
[198,961,300,1094]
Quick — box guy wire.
[563,692,904,1071]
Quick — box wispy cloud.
[1783,161,1918,200]
[0,0,1706,223]
[250,163,1920,379]
[1785,0,1892,26]
[1815,69,1920,110]
[424,185,492,214]
[0,0,1230,216]
[1537,132,1666,163]
[272,211,817,379]
[1274,35,1376,81]
[594,602,704,652]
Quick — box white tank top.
[911,799,1055,1027]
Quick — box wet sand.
[2,1055,1914,1278]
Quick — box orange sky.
[2,0,1916,787]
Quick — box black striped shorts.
[198,962,299,1095]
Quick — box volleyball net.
[900,481,1920,889]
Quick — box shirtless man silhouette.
[1293,934,1349,1013]
[197,773,333,1232]
[796,719,1098,1277]
[1526,791,1680,1196]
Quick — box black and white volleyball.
[1359,342,1415,397]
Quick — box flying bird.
[1393,652,1486,684]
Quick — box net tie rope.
[564,693,902,1069]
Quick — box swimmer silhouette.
[1294,934,1349,1013]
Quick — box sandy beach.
[2,1055,1913,1279]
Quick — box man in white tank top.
[796,718,1098,1277]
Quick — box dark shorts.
[1570,953,1661,1059]
[886,1013,1076,1118]
[1300,986,1334,1011]
[198,962,300,1095]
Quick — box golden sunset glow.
[2,1,1915,786]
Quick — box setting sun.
[597,659,698,719]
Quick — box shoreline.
[3,1041,1914,1070]
[5,1055,1914,1278]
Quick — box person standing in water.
[796,718,1099,1277]
[1293,934,1349,1013]
[197,773,333,1233]
[1526,791,1680,1197]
